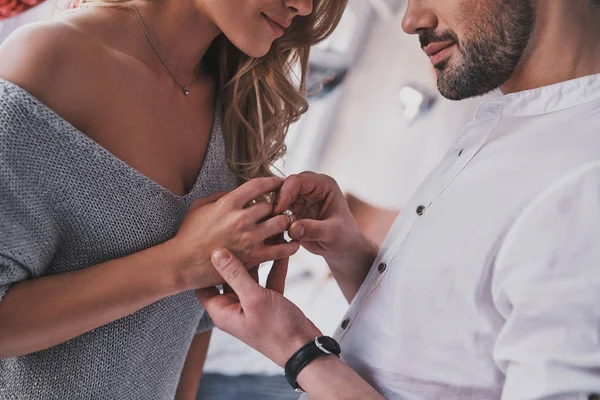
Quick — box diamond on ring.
[282,209,295,225]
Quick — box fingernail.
[212,249,230,267]
[298,225,305,238]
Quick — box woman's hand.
[171,177,300,290]
[196,248,321,367]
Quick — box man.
[322,5,496,245]
[197,0,600,398]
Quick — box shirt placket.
[333,107,504,342]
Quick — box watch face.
[316,336,341,355]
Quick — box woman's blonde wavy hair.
[73,0,348,182]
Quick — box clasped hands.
[176,172,365,367]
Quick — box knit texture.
[0,78,239,399]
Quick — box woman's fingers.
[252,241,301,264]
[229,177,283,208]
[190,191,228,209]
[256,215,292,240]
[196,286,234,312]
[244,201,274,223]
[266,257,289,295]
[249,266,260,284]
[223,283,234,295]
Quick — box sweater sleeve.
[0,87,60,302]
[196,309,215,334]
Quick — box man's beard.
[419,0,536,100]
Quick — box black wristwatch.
[284,336,341,393]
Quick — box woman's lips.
[262,13,286,38]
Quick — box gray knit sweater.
[0,78,239,399]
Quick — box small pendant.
[183,87,190,96]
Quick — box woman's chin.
[231,38,273,58]
[244,45,272,59]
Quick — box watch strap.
[284,336,341,392]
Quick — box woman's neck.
[130,0,221,81]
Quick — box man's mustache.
[419,30,460,49]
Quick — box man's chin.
[436,72,467,101]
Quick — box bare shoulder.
[0,8,123,129]
[0,18,84,99]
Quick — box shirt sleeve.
[0,143,60,303]
[492,163,600,400]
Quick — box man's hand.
[273,172,367,259]
[196,249,321,368]
[197,249,386,400]
[273,172,379,302]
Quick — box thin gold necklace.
[131,4,201,96]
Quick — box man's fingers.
[266,257,289,295]
[229,177,283,208]
[274,172,330,215]
[273,174,315,214]
[191,191,228,209]
[288,219,334,242]
[211,248,261,303]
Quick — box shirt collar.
[475,73,600,120]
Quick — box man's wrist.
[325,232,379,271]
[285,336,341,392]
[296,354,343,388]
[279,329,323,368]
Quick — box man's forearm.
[297,355,384,399]
[325,234,379,303]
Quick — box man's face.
[402,0,536,100]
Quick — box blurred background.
[0,0,497,398]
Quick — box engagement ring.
[282,209,294,223]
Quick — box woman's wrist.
[161,238,206,294]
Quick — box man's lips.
[423,41,457,65]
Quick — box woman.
[0,0,346,398]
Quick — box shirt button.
[458,149,464,157]
[416,205,425,216]
[341,319,350,330]
[377,263,387,273]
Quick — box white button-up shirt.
[314,75,600,399]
